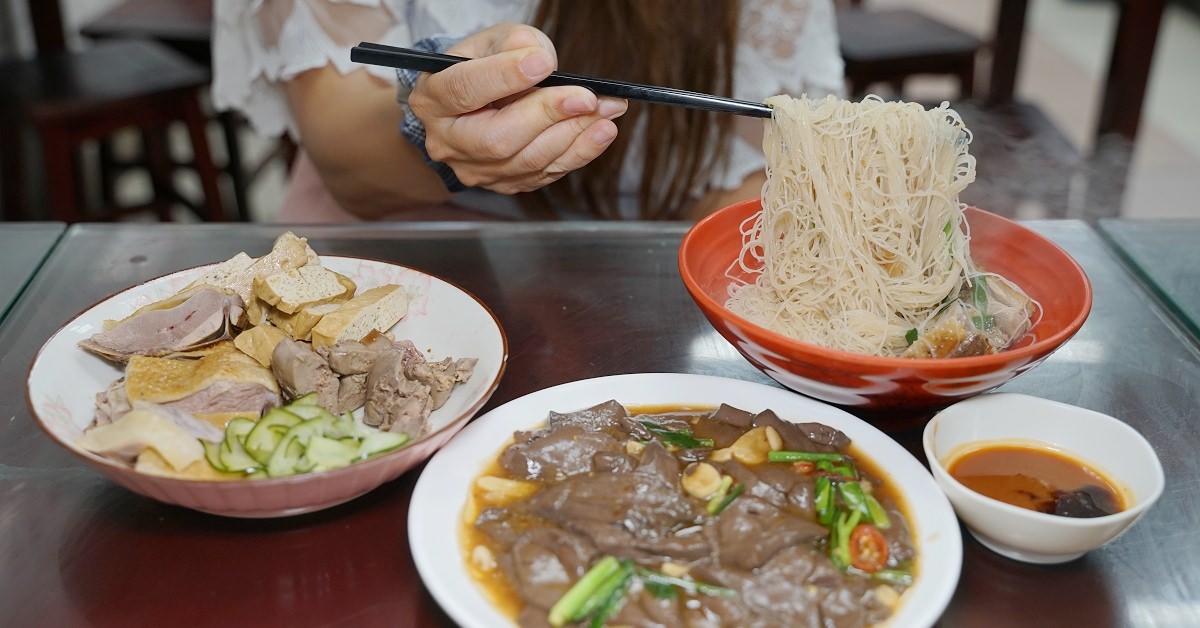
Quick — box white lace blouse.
[211,0,845,218]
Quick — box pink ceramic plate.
[27,256,507,518]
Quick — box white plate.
[409,373,961,627]
[27,256,507,518]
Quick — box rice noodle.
[725,94,1030,357]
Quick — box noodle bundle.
[725,95,1036,358]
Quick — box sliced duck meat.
[618,593,686,628]
[500,526,595,610]
[79,288,244,362]
[94,377,279,431]
[93,378,132,427]
[530,443,702,545]
[545,399,628,432]
[498,425,622,481]
[160,379,281,420]
[714,495,828,571]
[383,340,474,411]
[361,341,477,436]
[734,545,830,626]
[323,339,384,375]
[467,402,916,628]
[129,401,225,442]
[270,339,339,409]
[512,399,637,443]
[592,451,635,474]
[362,348,433,435]
[753,409,850,452]
[709,403,757,428]
[718,457,810,511]
[335,373,368,414]
[408,356,477,410]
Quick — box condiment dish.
[922,392,1164,564]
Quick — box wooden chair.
[81,0,298,222]
[834,1,1166,221]
[968,0,1167,221]
[836,1,983,99]
[0,3,228,223]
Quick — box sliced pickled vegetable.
[219,417,260,473]
[289,392,320,406]
[358,431,411,457]
[206,397,412,478]
[244,407,302,464]
[283,403,337,422]
[203,440,226,472]
[306,435,361,471]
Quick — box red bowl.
[678,199,1092,431]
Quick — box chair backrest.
[27,0,67,54]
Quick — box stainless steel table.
[0,222,64,323]
[0,220,1196,627]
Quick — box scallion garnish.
[636,568,737,599]
[637,420,714,449]
[767,451,845,463]
[548,556,622,627]
[708,482,744,516]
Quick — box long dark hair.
[529,1,739,219]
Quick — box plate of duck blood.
[409,373,962,628]
[25,232,507,518]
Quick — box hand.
[407,24,628,194]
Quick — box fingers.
[446,110,623,193]
[419,24,559,117]
[407,23,633,195]
[449,23,554,60]
[449,88,608,159]
[480,118,621,194]
[411,48,549,117]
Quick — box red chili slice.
[849,524,889,573]
[792,461,816,474]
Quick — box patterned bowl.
[678,199,1092,430]
[27,256,507,518]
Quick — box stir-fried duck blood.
[473,401,912,628]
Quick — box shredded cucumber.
[208,396,411,478]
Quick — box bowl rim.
[678,198,1093,369]
[24,254,510,488]
[921,392,1166,528]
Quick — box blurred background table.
[1098,219,1200,341]
[0,219,1197,626]
[0,222,64,322]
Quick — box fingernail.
[598,98,628,119]
[563,96,595,115]
[520,51,552,78]
[590,123,617,145]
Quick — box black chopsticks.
[350,42,773,119]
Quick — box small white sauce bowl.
[922,393,1164,564]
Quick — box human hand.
[407,24,628,194]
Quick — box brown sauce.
[948,443,1125,518]
[461,404,915,622]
